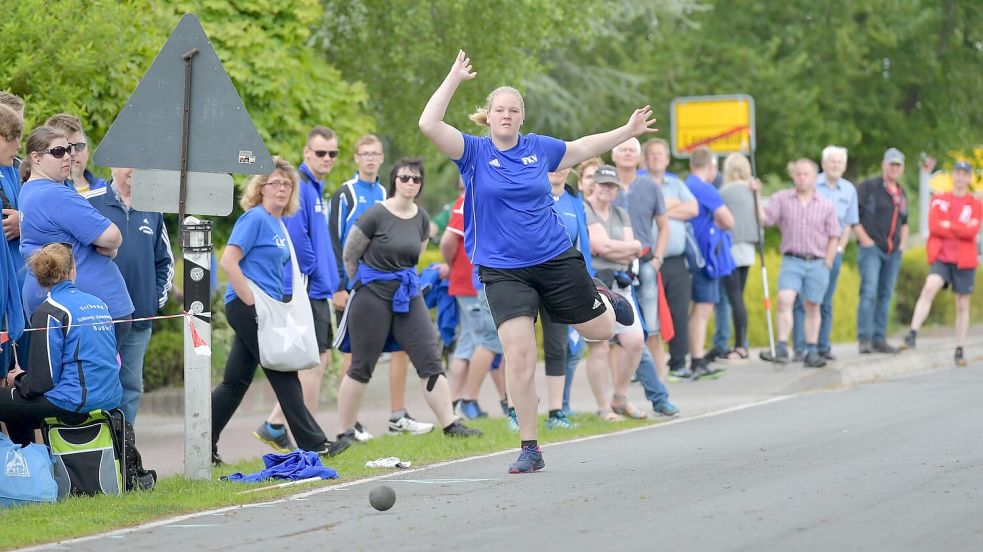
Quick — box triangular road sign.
[94,13,273,175]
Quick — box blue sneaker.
[459,400,487,420]
[545,411,576,430]
[508,445,545,474]
[561,406,576,418]
[652,400,679,417]
[506,409,519,432]
[253,422,295,453]
[593,277,634,326]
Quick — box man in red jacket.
[903,160,981,365]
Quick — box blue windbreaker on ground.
[224,450,339,483]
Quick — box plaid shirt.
[764,189,840,258]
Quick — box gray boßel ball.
[369,485,396,511]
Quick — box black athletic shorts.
[930,261,976,295]
[478,247,605,328]
[283,296,333,353]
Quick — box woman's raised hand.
[625,105,658,137]
[449,50,477,83]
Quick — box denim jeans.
[118,324,152,422]
[856,245,902,342]
[634,347,669,406]
[793,253,841,353]
[712,279,730,352]
[637,261,660,333]
[563,345,580,412]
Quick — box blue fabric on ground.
[225,450,339,483]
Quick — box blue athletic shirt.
[685,174,726,241]
[224,206,290,304]
[552,188,594,275]
[19,179,134,319]
[454,132,571,268]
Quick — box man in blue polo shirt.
[256,126,341,452]
[683,146,733,379]
[791,145,858,361]
[86,168,174,422]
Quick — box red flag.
[657,272,675,342]
[188,316,211,356]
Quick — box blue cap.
[953,160,973,172]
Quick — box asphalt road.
[50,366,983,552]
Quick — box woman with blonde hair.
[1,243,121,445]
[211,158,342,464]
[420,50,656,473]
[716,153,758,360]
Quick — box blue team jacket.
[283,163,338,299]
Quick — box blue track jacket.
[282,163,338,299]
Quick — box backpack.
[686,221,736,279]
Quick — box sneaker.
[501,399,511,416]
[315,438,351,458]
[820,350,836,361]
[506,409,519,432]
[692,359,725,380]
[592,277,634,326]
[803,351,827,368]
[871,340,900,354]
[443,420,482,437]
[792,350,805,363]
[858,340,873,354]
[459,399,488,420]
[253,422,295,453]
[561,405,577,418]
[388,413,435,435]
[545,411,576,430]
[759,349,790,364]
[652,400,679,417]
[902,330,917,350]
[508,445,545,474]
[705,347,726,363]
[955,347,967,367]
[353,421,374,441]
[668,366,695,381]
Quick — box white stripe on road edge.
[23,394,796,550]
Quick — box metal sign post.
[94,13,274,480]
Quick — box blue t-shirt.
[454,132,571,268]
[224,206,290,304]
[685,174,725,240]
[552,189,593,275]
[19,179,134,318]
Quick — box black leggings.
[211,298,328,451]
[346,289,444,384]
[721,266,750,349]
[0,392,78,446]
[539,305,567,377]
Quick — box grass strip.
[0,414,655,549]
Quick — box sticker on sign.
[239,151,257,164]
[670,95,755,157]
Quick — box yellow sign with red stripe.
[670,95,755,157]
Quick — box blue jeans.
[563,345,580,412]
[793,253,842,353]
[712,279,730,352]
[856,246,902,342]
[634,347,669,406]
[118,324,152,422]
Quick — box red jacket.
[926,192,982,269]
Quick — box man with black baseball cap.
[854,148,909,354]
[902,160,980,365]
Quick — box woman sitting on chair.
[1,243,122,445]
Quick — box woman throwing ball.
[419,50,658,473]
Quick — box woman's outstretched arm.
[419,50,476,160]
[558,106,658,170]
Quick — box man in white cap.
[853,148,909,354]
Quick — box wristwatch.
[653,255,663,264]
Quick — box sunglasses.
[69,142,87,153]
[313,150,339,159]
[38,146,73,159]
[396,175,422,184]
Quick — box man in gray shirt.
[644,138,698,379]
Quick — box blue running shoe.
[506,409,519,432]
[592,277,634,326]
[254,422,295,453]
[508,445,545,474]
[652,400,679,417]
[459,400,487,420]
[545,411,576,430]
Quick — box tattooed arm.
[343,226,371,281]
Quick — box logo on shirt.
[521,155,539,166]
[358,195,367,204]
[274,234,287,248]
[138,218,153,235]
[488,159,501,167]
[593,299,602,310]
[315,198,323,213]
[959,204,973,224]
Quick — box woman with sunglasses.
[1,243,121,445]
[18,126,133,348]
[211,158,343,464]
[333,158,481,450]
[420,50,657,473]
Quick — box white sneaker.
[388,414,435,435]
[353,421,374,442]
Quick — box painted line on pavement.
[23,394,796,550]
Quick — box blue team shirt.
[685,174,726,240]
[551,189,594,275]
[0,166,24,288]
[19,179,134,318]
[225,206,291,304]
[454,132,571,268]
[330,175,386,290]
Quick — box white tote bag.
[245,220,320,372]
